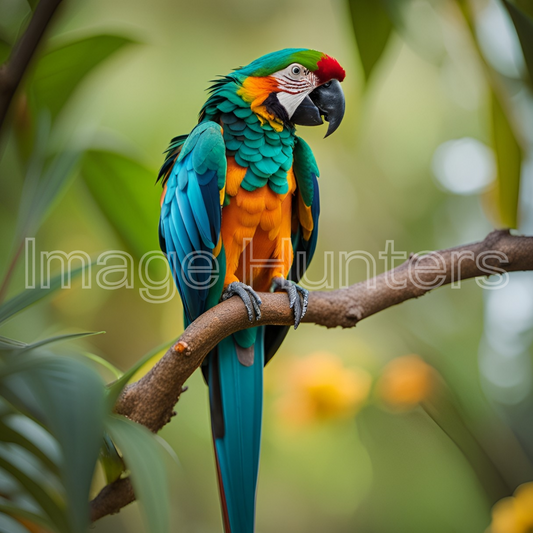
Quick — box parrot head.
[231,48,346,137]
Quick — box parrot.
[158,48,345,533]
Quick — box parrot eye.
[291,65,301,76]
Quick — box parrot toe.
[271,277,309,329]
[221,282,263,322]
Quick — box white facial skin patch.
[272,63,318,119]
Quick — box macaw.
[158,48,345,532]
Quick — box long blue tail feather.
[209,327,264,533]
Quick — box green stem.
[0,238,25,305]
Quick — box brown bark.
[91,229,533,520]
[0,0,62,129]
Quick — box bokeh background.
[1,0,533,532]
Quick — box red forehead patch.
[316,55,346,83]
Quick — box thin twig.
[0,0,63,130]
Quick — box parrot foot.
[221,282,262,322]
[271,277,309,329]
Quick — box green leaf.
[106,337,176,409]
[0,37,10,64]
[348,0,393,83]
[0,114,49,301]
[31,149,80,233]
[514,0,533,19]
[488,91,522,228]
[0,503,59,533]
[0,418,58,473]
[81,150,160,258]
[80,351,122,379]
[22,330,104,351]
[0,336,27,349]
[503,0,533,85]
[16,116,80,238]
[12,112,50,242]
[0,354,59,380]
[100,433,125,484]
[31,35,136,119]
[2,355,106,533]
[0,331,105,353]
[105,415,169,533]
[0,455,68,533]
[0,263,88,325]
[0,115,79,303]
[28,358,105,533]
[0,331,100,351]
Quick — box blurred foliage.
[30,35,137,121]
[503,0,533,85]
[0,13,171,533]
[81,150,160,258]
[347,0,393,85]
[1,0,533,532]
[489,90,522,228]
[105,416,169,533]
[456,0,526,230]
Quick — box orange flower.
[376,355,435,410]
[276,352,372,425]
[488,483,533,533]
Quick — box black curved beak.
[291,79,345,138]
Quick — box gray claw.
[272,278,309,329]
[221,282,262,322]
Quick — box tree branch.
[90,478,134,522]
[90,229,533,520]
[0,0,62,130]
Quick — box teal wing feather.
[158,122,226,324]
[291,135,320,270]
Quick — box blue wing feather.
[187,169,217,248]
[176,185,202,252]
[302,174,320,268]
[159,121,226,324]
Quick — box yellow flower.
[276,352,372,425]
[376,355,435,410]
[489,483,533,533]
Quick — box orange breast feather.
[221,160,297,289]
